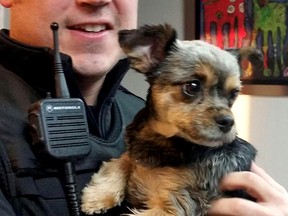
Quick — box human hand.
[208,162,288,216]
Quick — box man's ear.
[0,0,13,8]
[118,24,177,74]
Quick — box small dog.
[81,24,260,216]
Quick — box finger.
[220,171,279,202]
[251,162,287,194]
[208,198,270,216]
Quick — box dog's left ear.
[226,47,264,77]
[118,24,177,74]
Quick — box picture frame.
[185,0,288,85]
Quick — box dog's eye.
[229,89,240,100]
[183,80,201,96]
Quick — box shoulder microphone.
[28,22,91,216]
[28,22,90,160]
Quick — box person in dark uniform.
[0,0,287,215]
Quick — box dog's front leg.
[124,208,176,216]
[124,188,199,216]
[81,153,132,215]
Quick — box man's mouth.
[70,24,108,33]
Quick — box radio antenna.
[51,22,70,98]
[28,22,91,216]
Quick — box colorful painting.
[199,0,288,84]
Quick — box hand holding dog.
[208,162,288,216]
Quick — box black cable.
[62,162,81,216]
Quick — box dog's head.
[119,24,261,147]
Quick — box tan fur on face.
[225,75,241,92]
[196,64,218,87]
[147,60,239,147]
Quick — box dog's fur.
[81,24,259,216]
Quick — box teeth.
[75,24,106,32]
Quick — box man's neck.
[77,75,106,106]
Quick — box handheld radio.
[28,22,91,216]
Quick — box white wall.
[122,0,184,100]
[0,7,4,28]
[122,0,184,97]
[0,7,9,29]
[232,94,288,189]
[122,0,288,190]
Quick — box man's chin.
[72,56,120,78]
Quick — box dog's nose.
[215,115,234,133]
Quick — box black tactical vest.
[0,63,144,216]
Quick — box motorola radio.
[28,22,91,161]
[28,22,91,216]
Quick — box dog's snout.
[215,115,234,133]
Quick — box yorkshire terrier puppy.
[81,24,260,216]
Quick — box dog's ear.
[118,24,177,74]
[226,47,264,78]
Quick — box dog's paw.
[81,157,129,215]
[81,160,128,215]
[81,182,124,215]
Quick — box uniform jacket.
[0,29,144,216]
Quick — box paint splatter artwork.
[200,0,288,84]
